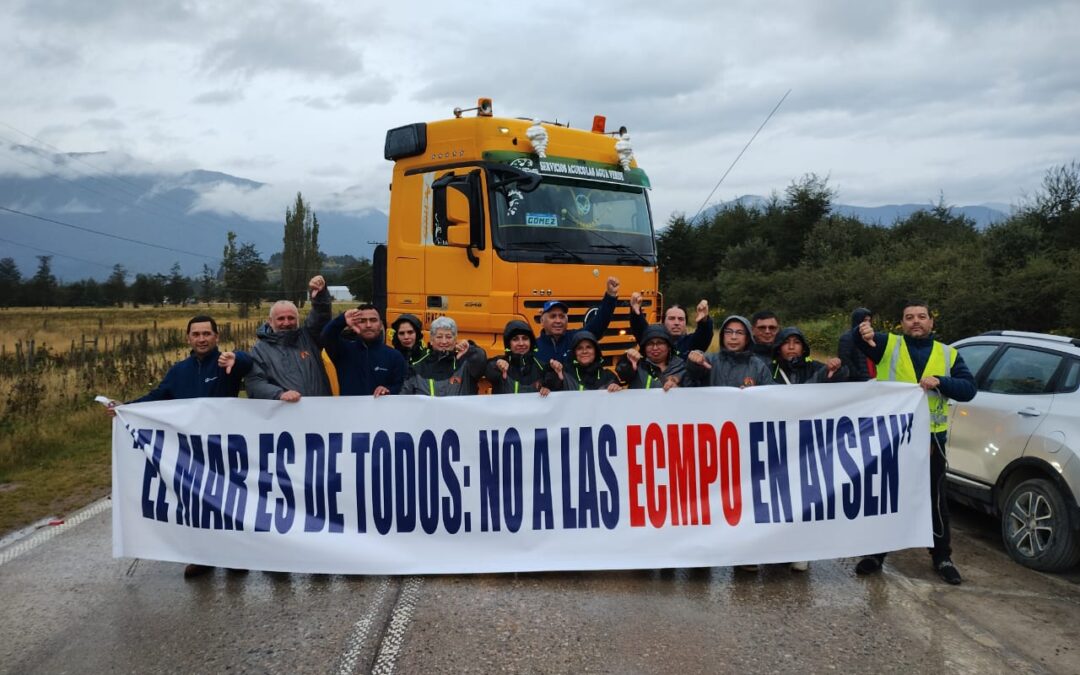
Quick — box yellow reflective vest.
[876,333,957,433]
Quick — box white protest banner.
[110,382,931,574]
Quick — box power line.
[690,89,792,224]
[0,205,218,260]
[0,235,116,269]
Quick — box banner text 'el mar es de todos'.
[109,383,931,574]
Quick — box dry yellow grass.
[0,303,253,354]
[0,305,262,535]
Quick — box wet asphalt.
[1,502,1077,674]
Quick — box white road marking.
[336,576,393,675]
[0,498,111,567]
[371,576,424,675]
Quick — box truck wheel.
[1001,478,1080,572]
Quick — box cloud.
[291,96,333,110]
[192,89,244,105]
[71,95,116,111]
[200,4,372,79]
[53,197,103,214]
[11,38,80,68]
[341,78,396,106]
[84,118,126,131]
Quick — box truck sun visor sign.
[484,152,651,188]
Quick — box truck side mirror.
[432,170,485,261]
[444,189,472,248]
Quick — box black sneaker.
[935,559,962,585]
[855,556,882,575]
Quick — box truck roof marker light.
[452,97,494,118]
[526,120,549,158]
[615,131,634,170]
[592,115,606,134]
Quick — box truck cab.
[376,98,660,362]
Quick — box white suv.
[947,330,1080,572]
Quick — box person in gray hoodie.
[615,323,686,391]
[246,276,333,402]
[685,315,774,388]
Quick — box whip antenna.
[690,89,791,224]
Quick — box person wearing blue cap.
[535,276,620,363]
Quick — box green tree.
[282,192,322,306]
[0,257,22,307]
[63,278,104,307]
[27,255,57,307]
[130,273,167,306]
[165,262,193,306]
[198,263,218,305]
[223,231,268,317]
[342,257,373,301]
[103,264,128,307]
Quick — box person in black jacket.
[486,320,550,395]
[543,331,621,392]
[391,313,429,368]
[628,294,713,360]
[750,309,780,364]
[401,316,486,396]
[770,327,847,385]
[836,307,876,382]
[322,304,407,396]
[615,323,686,391]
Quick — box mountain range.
[0,158,1012,281]
[702,195,1010,229]
[0,156,387,282]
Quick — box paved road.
[1,500,1077,674]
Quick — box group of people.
[109,275,976,585]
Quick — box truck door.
[425,168,494,345]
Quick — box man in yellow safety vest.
[852,300,977,584]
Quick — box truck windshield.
[491,178,656,265]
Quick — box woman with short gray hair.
[401,315,486,396]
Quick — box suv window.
[983,347,1063,395]
[956,344,999,379]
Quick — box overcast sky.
[1,0,1078,229]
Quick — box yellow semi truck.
[375,98,660,361]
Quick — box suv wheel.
[1001,478,1080,572]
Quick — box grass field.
[0,304,253,535]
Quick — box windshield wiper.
[587,228,653,265]
[592,243,652,265]
[512,240,584,263]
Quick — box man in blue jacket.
[105,314,251,579]
[106,315,251,407]
[852,300,977,585]
[535,276,620,363]
[322,304,406,396]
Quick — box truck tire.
[1001,478,1080,572]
